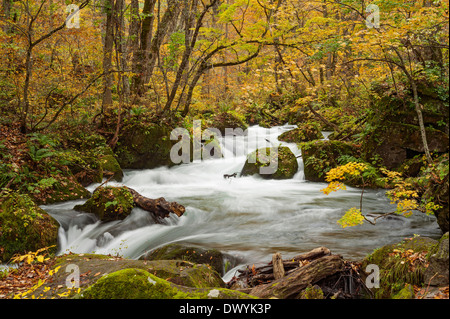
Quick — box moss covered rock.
[361,236,439,299]
[79,268,255,299]
[0,192,58,262]
[424,232,449,287]
[361,121,449,170]
[278,123,323,143]
[241,146,298,179]
[300,140,360,182]
[27,253,251,299]
[115,121,174,169]
[99,154,123,182]
[74,186,134,222]
[27,254,230,299]
[208,111,248,136]
[141,243,224,275]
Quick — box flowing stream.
[42,125,441,279]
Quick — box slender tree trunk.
[102,0,115,116]
[411,78,432,163]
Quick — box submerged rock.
[0,192,58,262]
[241,146,298,179]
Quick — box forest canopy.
[0,0,447,133]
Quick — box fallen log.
[290,246,331,262]
[124,186,185,220]
[249,255,345,299]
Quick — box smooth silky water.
[42,125,441,280]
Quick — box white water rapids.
[42,125,441,279]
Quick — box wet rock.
[115,121,174,169]
[241,146,298,179]
[74,186,134,222]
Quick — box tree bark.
[101,0,115,114]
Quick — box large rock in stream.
[74,186,185,223]
[240,146,298,179]
[115,121,175,169]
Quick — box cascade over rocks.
[74,186,185,223]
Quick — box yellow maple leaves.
[320,162,367,195]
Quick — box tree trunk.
[411,78,432,163]
[101,0,115,115]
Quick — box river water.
[42,125,441,279]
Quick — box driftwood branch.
[124,186,185,220]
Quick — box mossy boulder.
[141,243,225,275]
[278,123,324,143]
[115,121,175,169]
[241,146,298,179]
[361,121,449,170]
[423,172,449,233]
[300,140,360,182]
[74,186,134,222]
[56,145,123,187]
[79,268,255,299]
[99,154,123,182]
[208,111,248,136]
[30,254,251,299]
[0,192,58,262]
[29,176,91,205]
[361,235,439,299]
[424,232,449,287]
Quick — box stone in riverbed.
[240,146,298,179]
[74,186,134,222]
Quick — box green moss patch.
[0,192,58,262]
[74,186,134,222]
[241,146,298,179]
